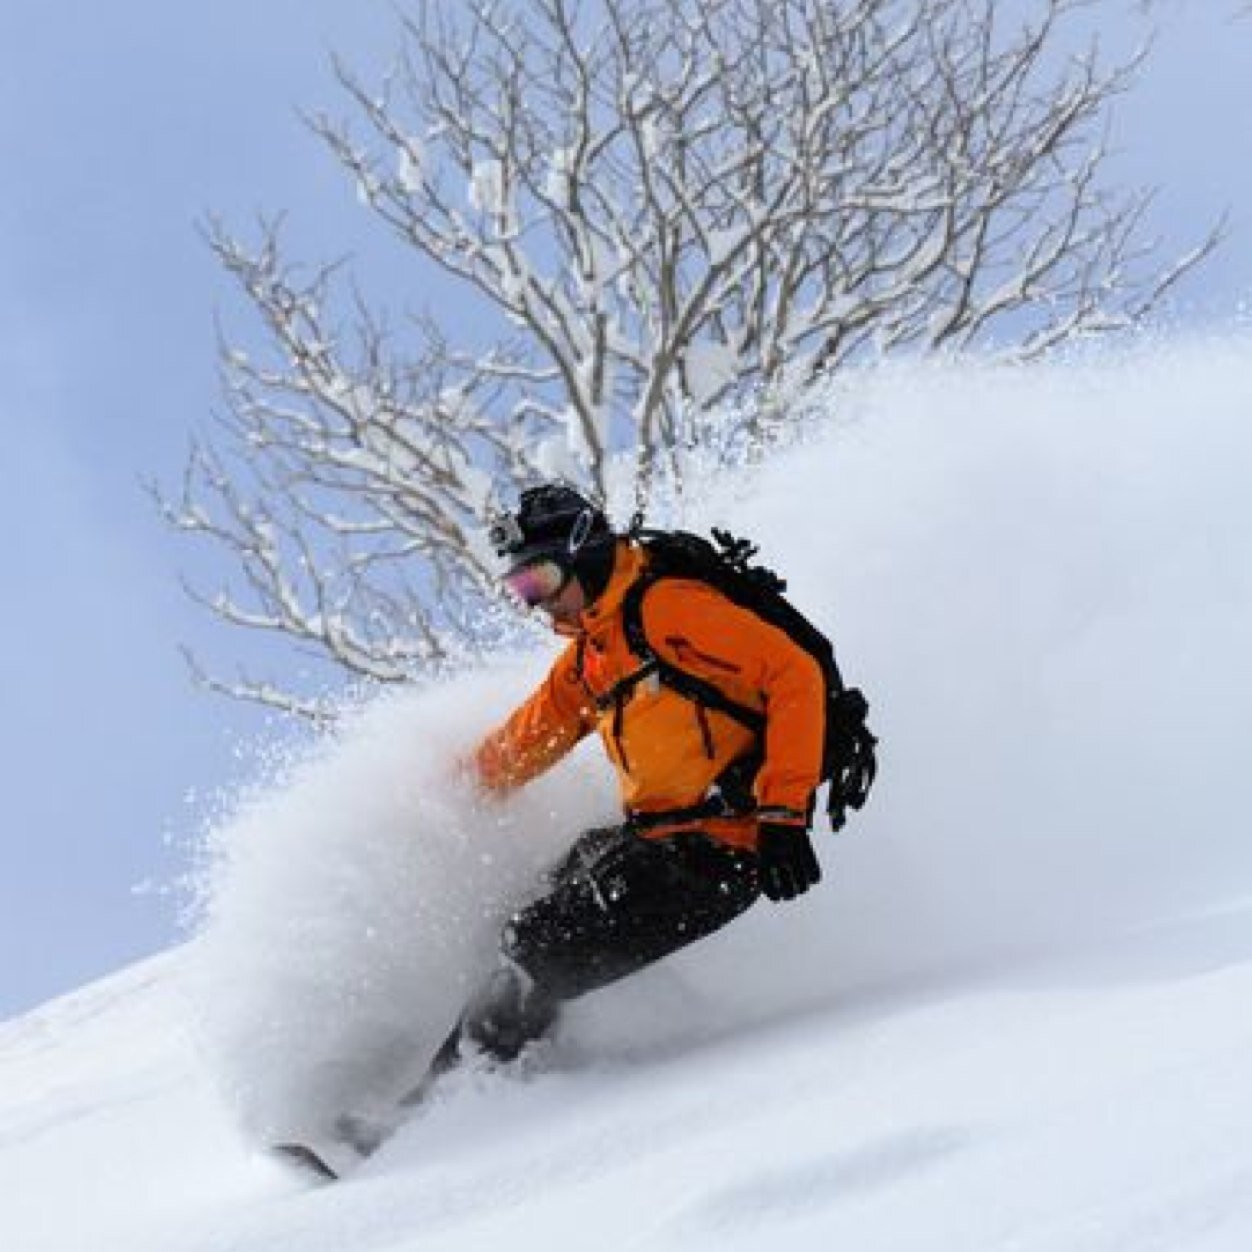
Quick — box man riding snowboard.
[448,482,832,1066]
[276,481,875,1178]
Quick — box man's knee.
[500,897,602,1002]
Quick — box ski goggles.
[502,558,568,608]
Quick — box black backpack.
[616,525,877,831]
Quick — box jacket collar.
[578,539,645,631]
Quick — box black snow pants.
[456,824,761,1064]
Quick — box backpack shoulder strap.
[618,568,766,736]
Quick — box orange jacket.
[474,541,825,850]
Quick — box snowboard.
[266,1023,464,1182]
[268,1142,344,1183]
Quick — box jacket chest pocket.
[597,679,731,782]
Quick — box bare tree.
[156,227,549,717]
[167,0,1219,715]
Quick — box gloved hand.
[756,821,822,902]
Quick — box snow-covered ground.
[4,338,1252,1251]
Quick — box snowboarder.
[444,483,832,1070]
[273,481,873,1178]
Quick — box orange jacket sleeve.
[473,643,596,795]
[643,580,826,821]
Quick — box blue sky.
[1,2,1249,1021]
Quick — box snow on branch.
[173,0,1219,713]
[159,218,555,711]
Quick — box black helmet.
[489,483,617,597]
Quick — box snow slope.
[4,338,1252,1252]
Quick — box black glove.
[756,821,821,902]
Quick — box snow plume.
[182,334,1252,1137]
[185,664,616,1147]
[564,335,1252,1054]
[703,338,1251,995]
